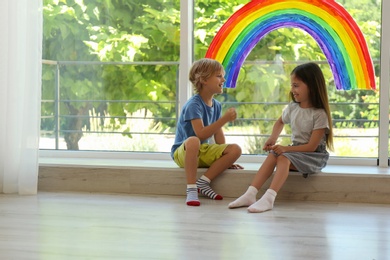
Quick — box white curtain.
[0,1,42,194]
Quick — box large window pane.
[42,0,385,160]
[42,0,180,152]
[194,0,381,158]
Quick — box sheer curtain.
[0,1,42,194]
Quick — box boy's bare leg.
[184,137,201,206]
[203,144,242,180]
[197,144,241,200]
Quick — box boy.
[171,58,243,206]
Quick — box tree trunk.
[64,102,91,150]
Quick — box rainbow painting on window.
[205,0,376,90]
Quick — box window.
[41,0,388,166]
[194,0,382,161]
[42,0,179,152]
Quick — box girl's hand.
[270,145,288,155]
[263,139,276,151]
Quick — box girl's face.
[203,70,225,94]
[290,74,311,107]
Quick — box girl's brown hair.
[290,62,334,150]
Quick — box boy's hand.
[228,164,244,169]
[223,107,237,122]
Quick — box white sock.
[228,186,258,208]
[186,184,200,206]
[247,189,277,213]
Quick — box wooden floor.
[1,192,389,259]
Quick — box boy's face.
[203,70,225,94]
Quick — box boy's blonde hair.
[189,58,225,93]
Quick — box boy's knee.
[227,143,242,156]
[185,137,201,151]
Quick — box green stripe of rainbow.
[205,0,376,90]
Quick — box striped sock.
[186,185,200,206]
[196,176,223,200]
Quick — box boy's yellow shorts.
[173,143,229,168]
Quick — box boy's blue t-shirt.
[170,94,222,159]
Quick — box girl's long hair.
[290,62,334,150]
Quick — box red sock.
[186,200,200,206]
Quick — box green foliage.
[42,0,180,149]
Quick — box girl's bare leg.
[268,156,291,193]
[248,155,291,213]
[250,153,278,190]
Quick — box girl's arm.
[263,116,284,151]
[272,128,326,154]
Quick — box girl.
[229,62,333,213]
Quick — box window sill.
[38,152,390,204]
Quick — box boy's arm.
[191,107,236,142]
[213,128,225,144]
[191,117,227,142]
